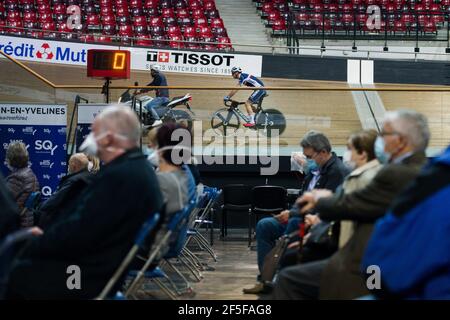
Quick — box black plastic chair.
[249,186,287,247]
[221,184,252,240]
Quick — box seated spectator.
[5,105,163,299]
[245,131,348,294]
[86,154,100,174]
[36,153,93,229]
[273,109,429,300]
[279,129,381,270]
[151,123,191,219]
[0,173,20,241]
[4,142,39,228]
[362,144,450,299]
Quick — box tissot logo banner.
[76,104,110,151]
[0,35,263,76]
[0,104,67,200]
[138,48,262,76]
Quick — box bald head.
[95,105,141,147]
[68,153,89,174]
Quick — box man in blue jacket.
[362,145,450,299]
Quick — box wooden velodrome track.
[0,59,448,150]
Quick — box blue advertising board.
[0,104,67,200]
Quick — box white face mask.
[147,145,192,167]
[80,132,104,156]
[80,131,128,156]
[147,148,159,167]
[343,150,356,171]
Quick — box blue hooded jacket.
[362,146,450,299]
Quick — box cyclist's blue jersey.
[238,73,264,88]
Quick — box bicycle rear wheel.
[210,108,240,136]
[255,109,286,137]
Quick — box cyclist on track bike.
[224,67,266,128]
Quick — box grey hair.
[96,105,141,146]
[383,109,430,152]
[300,130,332,153]
[6,141,29,169]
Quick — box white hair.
[383,109,430,152]
[96,105,141,146]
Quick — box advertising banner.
[0,103,67,199]
[0,35,263,76]
[76,104,109,151]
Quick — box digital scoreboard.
[87,49,130,79]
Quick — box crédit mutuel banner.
[0,35,263,76]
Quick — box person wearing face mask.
[4,142,39,228]
[5,105,164,299]
[151,123,191,221]
[272,110,429,300]
[244,131,348,294]
[35,153,93,229]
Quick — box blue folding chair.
[96,212,160,300]
[124,165,198,299]
[20,191,41,225]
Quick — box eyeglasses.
[304,152,319,160]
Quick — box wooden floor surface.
[0,60,448,149]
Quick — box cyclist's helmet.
[231,67,242,75]
[150,65,161,72]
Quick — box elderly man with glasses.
[273,109,430,300]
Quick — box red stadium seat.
[149,16,164,27]
[133,16,148,27]
[272,18,286,32]
[130,0,142,9]
[39,13,53,23]
[102,23,116,35]
[177,8,190,19]
[160,0,173,9]
[168,25,182,36]
[189,1,203,11]
[169,34,184,48]
[145,7,159,18]
[86,14,101,27]
[175,0,188,10]
[119,24,133,37]
[192,9,206,19]
[204,1,216,11]
[134,25,148,35]
[217,36,232,50]
[53,4,66,15]
[213,26,227,37]
[199,26,213,37]
[97,35,112,43]
[117,15,130,26]
[194,17,208,29]
[135,34,153,46]
[184,26,197,37]
[102,14,115,25]
[205,9,220,19]
[116,7,129,17]
[100,6,113,16]
[161,8,175,19]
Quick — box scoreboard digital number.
[87,49,130,79]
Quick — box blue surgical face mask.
[304,158,319,175]
[374,136,391,164]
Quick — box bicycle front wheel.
[210,108,240,136]
[255,109,286,137]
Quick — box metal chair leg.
[248,209,252,247]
